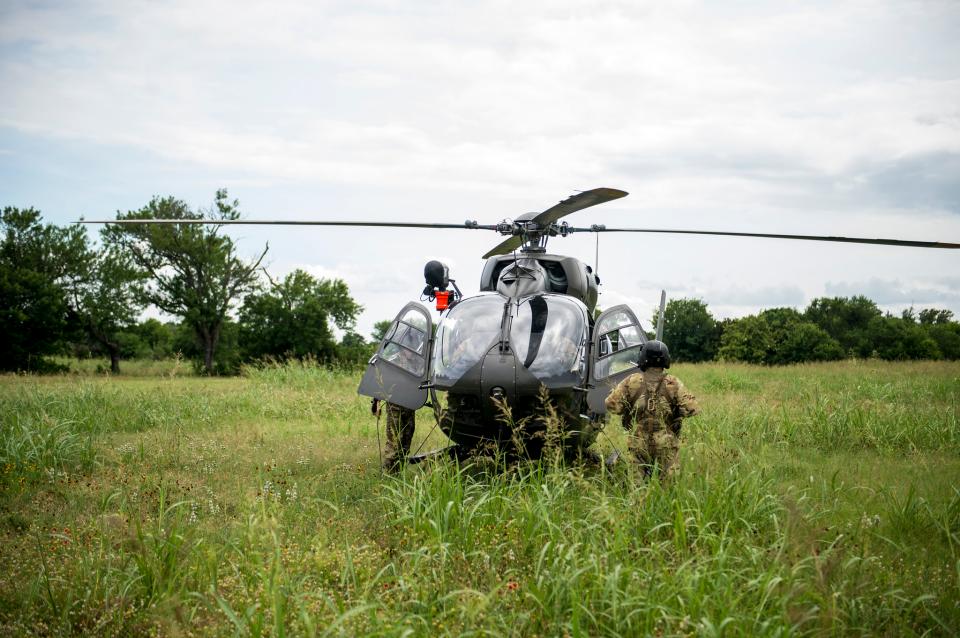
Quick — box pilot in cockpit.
[443,315,497,377]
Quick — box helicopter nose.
[478,346,542,417]
[479,348,517,408]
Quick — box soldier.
[372,399,416,472]
[604,340,700,480]
[374,326,426,472]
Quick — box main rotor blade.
[75,219,498,230]
[568,226,960,250]
[518,187,628,226]
[482,235,524,259]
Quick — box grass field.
[1,360,958,636]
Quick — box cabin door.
[358,302,433,410]
[586,305,648,413]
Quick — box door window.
[381,307,429,376]
[593,306,646,380]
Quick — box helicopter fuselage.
[431,291,591,456]
[358,253,649,459]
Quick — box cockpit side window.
[593,308,646,379]
[381,307,429,376]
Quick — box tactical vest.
[634,375,674,432]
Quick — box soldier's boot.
[576,447,604,466]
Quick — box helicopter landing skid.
[604,450,621,469]
[405,445,467,464]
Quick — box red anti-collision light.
[435,291,451,311]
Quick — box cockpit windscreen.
[434,295,505,381]
[510,295,587,385]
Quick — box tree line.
[5,190,959,373]
[655,297,960,364]
[2,191,371,374]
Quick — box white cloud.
[4,1,959,198]
[825,277,960,305]
[2,0,960,337]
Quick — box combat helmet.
[638,340,670,371]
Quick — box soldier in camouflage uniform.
[373,399,416,472]
[604,340,700,479]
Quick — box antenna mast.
[655,290,666,341]
[594,233,599,275]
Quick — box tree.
[923,322,960,360]
[173,319,242,375]
[757,307,801,365]
[130,318,178,359]
[774,321,845,363]
[652,298,720,362]
[0,207,88,371]
[918,308,954,326]
[102,190,267,374]
[753,308,841,364]
[866,316,941,360]
[238,269,361,362]
[759,307,803,332]
[67,245,145,373]
[717,315,773,364]
[371,320,393,343]
[804,296,881,357]
[338,331,374,366]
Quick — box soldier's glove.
[370,398,380,416]
[670,420,682,435]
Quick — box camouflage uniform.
[382,402,416,471]
[604,367,700,479]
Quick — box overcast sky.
[2,0,959,338]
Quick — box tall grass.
[0,360,957,635]
[0,413,96,487]
[689,361,960,453]
[48,356,194,377]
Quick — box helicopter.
[80,187,960,461]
